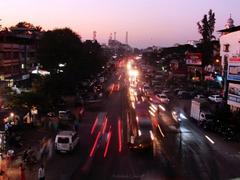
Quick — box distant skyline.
[1,0,240,48]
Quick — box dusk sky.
[1,0,240,48]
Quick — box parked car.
[55,130,79,153]
[174,88,183,95]
[177,91,192,99]
[194,94,206,99]
[58,110,72,121]
[208,95,223,103]
[155,94,170,103]
[161,89,171,94]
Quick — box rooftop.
[218,25,240,33]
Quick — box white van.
[55,131,79,153]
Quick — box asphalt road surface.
[43,67,240,180]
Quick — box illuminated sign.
[185,53,202,66]
[228,57,240,81]
[228,83,240,108]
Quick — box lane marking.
[205,135,215,144]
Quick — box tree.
[197,10,215,42]
[10,21,42,34]
[80,40,106,77]
[37,28,82,73]
[197,9,216,65]
[37,28,107,99]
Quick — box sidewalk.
[2,126,54,179]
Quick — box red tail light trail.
[89,131,101,157]
[118,118,122,152]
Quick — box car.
[55,130,79,153]
[174,88,182,95]
[58,110,72,121]
[171,108,187,123]
[161,89,171,94]
[208,95,223,103]
[94,84,103,93]
[194,94,206,99]
[113,83,120,92]
[177,91,192,99]
[155,94,170,103]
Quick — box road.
[41,66,240,180]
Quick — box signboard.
[185,53,202,66]
[228,83,240,108]
[228,57,240,81]
[205,75,214,81]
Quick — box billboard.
[228,83,240,108]
[185,53,202,66]
[228,57,240,81]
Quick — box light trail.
[104,131,112,158]
[149,106,156,113]
[109,84,114,95]
[91,116,98,134]
[159,104,166,111]
[152,118,158,127]
[89,131,101,157]
[102,117,108,134]
[158,124,165,138]
[205,135,215,144]
[118,118,122,152]
[149,109,155,116]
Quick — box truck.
[190,99,214,124]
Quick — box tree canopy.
[37,28,106,79]
[10,21,42,33]
[197,9,216,42]
[38,28,82,72]
[197,9,216,66]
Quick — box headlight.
[138,130,142,136]
[180,113,187,119]
[149,130,154,140]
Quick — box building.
[0,29,40,87]
[219,16,240,111]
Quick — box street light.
[10,113,14,117]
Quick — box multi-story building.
[0,29,39,87]
[219,16,240,111]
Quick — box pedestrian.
[38,164,45,180]
[47,139,53,159]
[19,163,26,180]
[0,153,4,175]
[39,137,47,161]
